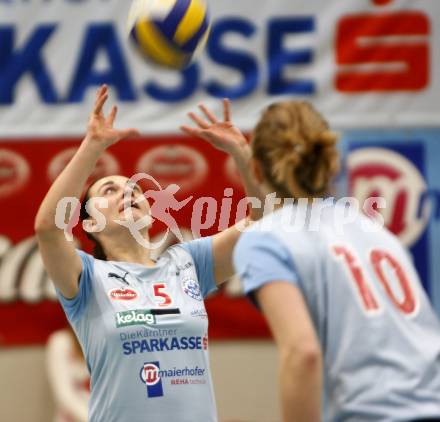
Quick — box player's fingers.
[94,93,108,115]
[95,84,106,100]
[198,103,218,124]
[119,128,140,139]
[94,85,108,106]
[223,98,231,122]
[187,112,210,129]
[180,125,201,137]
[107,105,117,126]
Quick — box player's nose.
[122,182,136,198]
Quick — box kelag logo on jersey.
[347,141,430,293]
[115,310,156,328]
[140,362,163,398]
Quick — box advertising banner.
[0,0,439,136]
[0,0,439,345]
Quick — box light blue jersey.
[234,203,440,422]
[57,237,218,422]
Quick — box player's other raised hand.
[181,99,248,155]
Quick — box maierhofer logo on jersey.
[140,361,163,398]
[108,287,139,301]
[140,361,206,397]
[115,310,156,328]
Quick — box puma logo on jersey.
[108,271,130,285]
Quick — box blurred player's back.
[263,202,440,422]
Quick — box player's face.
[87,175,150,231]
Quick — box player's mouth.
[118,200,140,214]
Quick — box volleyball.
[127,0,211,69]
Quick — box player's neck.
[101,234,155,267]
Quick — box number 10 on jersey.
[332,246,418,316]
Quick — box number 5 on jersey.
[152,283,173,307]
[332,245,418,316]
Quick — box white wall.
[0,341,280,422]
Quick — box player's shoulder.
[236,226,287,258]
[246,205,292,234]
[244,203,311,243]
[162,242,195,267]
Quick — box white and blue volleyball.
[127,0,211,69]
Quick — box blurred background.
[0,0,439,421]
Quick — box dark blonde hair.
[252,101,340,198]
[80,183,107,261]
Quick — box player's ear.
[82,218,97,233]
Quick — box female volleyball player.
[35,85,257,422]
[195,101,440,422]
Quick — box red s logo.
[336,12,430,92]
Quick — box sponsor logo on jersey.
[175,262,193,276]
[140,361,206,397]
[115,309,156,328]
[108,271,130,285]
[140,361,163,398]
[123,335,208,355]
[182,277,203,301]
[108,287,139,301]
[190,308,208,319]
[119,328,178,342]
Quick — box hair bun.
[315,130,339,146]
[253,101,340,198]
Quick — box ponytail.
[252,101,340,199]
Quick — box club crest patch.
[182,277,202,301]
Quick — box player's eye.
[104,186,116,195]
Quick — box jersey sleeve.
[180,237,217,298]
[56,250,94,322]
[233,231,299,295]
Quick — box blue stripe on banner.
[181,14,209,53]
[159,0,192,39]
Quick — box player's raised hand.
[85,85,140,149]
[181,99,248,154]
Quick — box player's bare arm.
[181,99,263,285]
[256,281,323,422]
[34,85,139,298]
